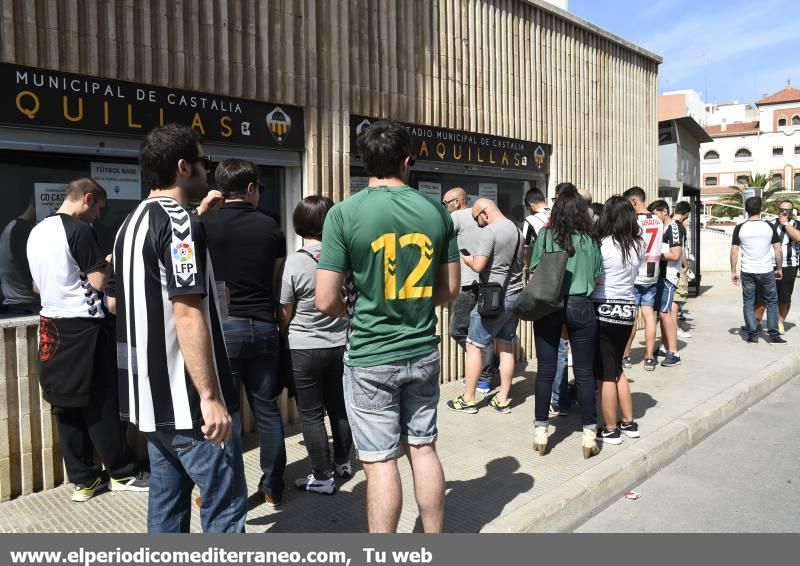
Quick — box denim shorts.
[466,291,521,348]
[654,279,677,313]
[343,350,440,463]
[633,283,658,308]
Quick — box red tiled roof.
[704,121,760,138]
[756,86,800,106]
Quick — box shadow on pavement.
[429,456,534,533]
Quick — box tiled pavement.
[0,272,795,532]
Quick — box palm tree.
[710,174,798,218]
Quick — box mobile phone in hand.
[460,248,471,256]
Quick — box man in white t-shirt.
[731,196,785,344]
[622,187,664,371]
[521,188,551,276]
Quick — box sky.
[569,0,800,105]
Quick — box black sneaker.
[643,358,657,371]
[768,336,788,344]
[618,421,640,438]
[598,427,622,445]
[747,336,759,344]
[660,352,681,367]
[110,470,150,492]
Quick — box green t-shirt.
[318,185,460,367]
[530,229,602,297]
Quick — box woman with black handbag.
[530,184,602,458]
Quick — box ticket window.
[0,149,286,318]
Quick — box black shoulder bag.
[511,229,568,321]
[477,229,521,317]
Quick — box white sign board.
[90,162,142,200]
[478,183,498,203]
[34,183,67,222]
[418,181,442,203]
[350,177,368,196]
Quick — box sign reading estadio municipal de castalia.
[0,63,304,151]
[350,114,549,172]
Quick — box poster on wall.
[34,182,67,222]
[479,183,498,202]
[418,181,442,203]
[90,162,142,200]
[350,177,368,196]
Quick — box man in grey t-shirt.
[447,198,522,415]
[444,188,498,393]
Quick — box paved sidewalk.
[0,272,796,533]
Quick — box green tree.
[710,174,798,218]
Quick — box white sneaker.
[334,461,352,479]
[294,474,335,495]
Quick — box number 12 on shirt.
[371,233,434,300]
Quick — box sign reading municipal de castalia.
[0,63,304,151]
[350,114,549,172]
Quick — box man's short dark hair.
[357,121,413,179]
[623,186,647,202]
[524,188,546,205]
[293,195,334,239]
[139,124,201,191]
[648,199,670,214]
[745,196,762,216]
[65,177,107,202]
[214,159,259,198]
[674,201,692,216]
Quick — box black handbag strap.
[502,228,522,291]
[299,248,319,263]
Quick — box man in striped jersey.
[771,200,800,333]
[113,124,246,533]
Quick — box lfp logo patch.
[172,242,194,263]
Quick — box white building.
[699,85,800,192]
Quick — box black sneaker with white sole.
[598,427,623,445]
[767,336,788,344]
[618,421,640,438]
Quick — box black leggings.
[291,346,353,479]
[534,296,598,427]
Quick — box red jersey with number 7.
[636,213,664,285]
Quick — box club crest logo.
[266,107,292,144]
[534,145,546,168]
[172,242,194,263]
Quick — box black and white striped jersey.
[26,214,107,319]
[771,219,800,268]
[113,197,237,432]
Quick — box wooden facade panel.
[0,1,659,497]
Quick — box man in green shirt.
[316,121,460,533]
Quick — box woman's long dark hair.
[549,183,596,256]
[596,195,643,265]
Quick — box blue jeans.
[534,296,597,428]
[550,338,570,407]
[742,272,779,339]
[223,318,285,501]
[145,412,247,533]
